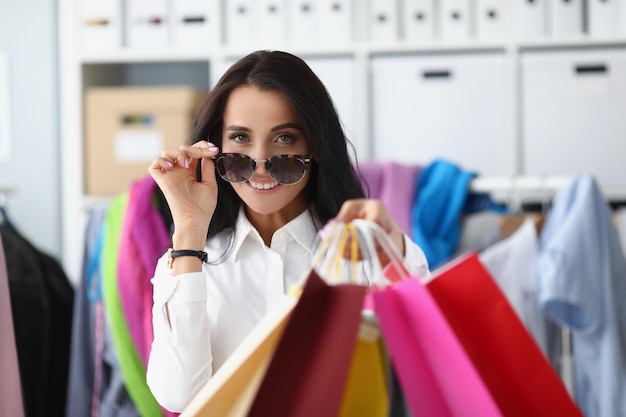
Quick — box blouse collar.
[230,208,322,263]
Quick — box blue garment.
[536,175,626,417]
[411,159,475,268]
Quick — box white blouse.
[146,209,430,412]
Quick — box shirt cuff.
[152,256,208,305]
[402,234,431,281]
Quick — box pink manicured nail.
[184,159,189,169]
[209,146,219,152]
[318,220,336,239]
[166,161,173,167]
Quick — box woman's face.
[220,86,311,222]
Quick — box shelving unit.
[58,0,626,284]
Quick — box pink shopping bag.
[373,277,503,417]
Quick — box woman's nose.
[252,157,270,175]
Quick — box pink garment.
[118,176,170,365]
[0,236,25,417]
[357,161,421,237]
[117,176,177,417]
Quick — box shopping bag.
[316,222,391,417]
[425,252,584,417]
[345,219,502,417]
[374,278,503,417]
[179,295,296,417]
[247,269,367,417]
[338,313,389,417]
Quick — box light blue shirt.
[536,175,626,417]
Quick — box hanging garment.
[536,175,626,417]
[0,234,25,417]
[1,222,74,417]
[117,176,170,368]
[102,193,165,417]
[356,161,421,237]
[480,218,555,359]
[65,203,142,417]
[411,159,475,268]
[614,206,626,260]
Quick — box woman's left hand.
[333,198,405,260]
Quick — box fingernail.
[166,161,173,167]
[318,219,337,239]
[207,142,215,147]
[209,146,218,152]
[184,159,189,169]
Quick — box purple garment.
[357,160,386,199]
[357,161,421,237]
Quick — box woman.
[146,50,429,412]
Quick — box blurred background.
[0,0,625,283]
[1,2,626,416]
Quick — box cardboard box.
[84,86,205,196]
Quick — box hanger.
[0,189,16,231]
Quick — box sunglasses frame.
[212,153,313,185]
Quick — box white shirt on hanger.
[479,218,552,358]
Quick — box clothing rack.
[471,175,626,209]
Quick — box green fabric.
[102,193,163,417]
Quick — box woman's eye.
[230,134,248,143]
[276,134,295,144]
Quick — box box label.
[114,130,163,162]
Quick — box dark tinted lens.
[267,155,307,184]
[216,154,253,182]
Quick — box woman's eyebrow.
[271,122,301,132]
[224,124,251,132]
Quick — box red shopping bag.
[247,270,366,417]
[373,277,503,417]
[426,252,584,417]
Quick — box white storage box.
[521,49,626,193]
[371,53,507,175]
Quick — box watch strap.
[167,248,208,269]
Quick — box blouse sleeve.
[146,255,213,412]
[402,234,431,281]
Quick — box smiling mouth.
[248,180,279,190]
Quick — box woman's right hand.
[149,140,220,249]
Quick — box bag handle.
[291,222,362,295]
[350,219,411,285]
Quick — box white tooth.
[250,181,277,190]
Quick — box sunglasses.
[212,153,313,185]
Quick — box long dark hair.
[190,50,365,239]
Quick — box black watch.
[167,248,208,269]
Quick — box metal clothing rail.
[470,175,572,194]
[471,175,626,206]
